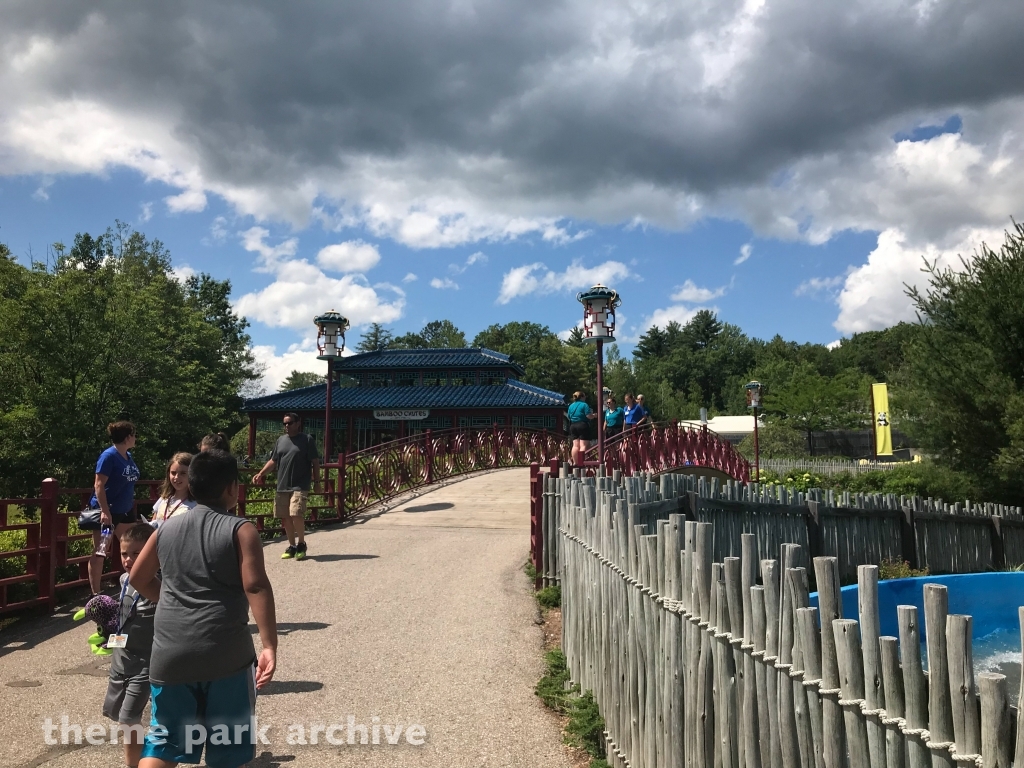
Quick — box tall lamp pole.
[315,310,350,463]
[745,381,762,480]
[578,283,621,469]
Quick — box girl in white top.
[150,452,197,528]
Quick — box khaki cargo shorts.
[274,490,308,519]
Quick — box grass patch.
[878,558,929,580]
[535,650,609,767]
[524,560,538,580]
[536,584,561,609]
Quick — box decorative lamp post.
[315,310,350,462]
[577,283,621,469]
[745,380,762,480]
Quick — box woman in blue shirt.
[88,421,141,595]
[604,396,624,439]
[567,391,597,465]
[623,393,642,430]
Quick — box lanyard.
[116,578,141,636]
[159,498,185,522]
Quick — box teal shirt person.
[604,406,624,428]
[568,401,592,422]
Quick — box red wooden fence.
[1,427,570,616]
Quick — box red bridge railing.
[1,427,569,615]
[587,422,751,482]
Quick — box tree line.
[0,224,260,496]
[5,221,1024,503]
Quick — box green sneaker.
[295,542,307,561]
[281,545,297,560]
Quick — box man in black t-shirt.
[252,412,321,560]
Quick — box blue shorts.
[142,665,257,768]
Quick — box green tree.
[391,319,467,349]
[356,322,394,353]
[0,225,260,495]
[902,223,1024,489]
[472,321,588,396]
[763,363,870,442]
[278,370,324,391]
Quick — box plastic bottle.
[95,524,113,558]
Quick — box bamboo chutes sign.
[871,383,892,456]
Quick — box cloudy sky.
[1,1,1022,389]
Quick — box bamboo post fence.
[554,471,1020,768]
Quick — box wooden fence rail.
[557,472,1020,768]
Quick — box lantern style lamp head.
[314,310,350,361]
[745,380,762,409]
[576,283,621,342]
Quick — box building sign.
[373,409,430,421]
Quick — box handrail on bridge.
[583,421,751,482]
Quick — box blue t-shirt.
[623,404,647,424]
[89,446,140,515]
[605,407,624,428]
[567,401,592,422]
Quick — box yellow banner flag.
[871,383,893,456]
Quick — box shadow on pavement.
[0,608,83,661]
[258,680,324,695]
[402,502,455,513]
[303,554,379,562]
[250,622,331,635]
[250,752,297,766]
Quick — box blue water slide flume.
[810,572,1023,704]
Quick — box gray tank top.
[149,504,256,685]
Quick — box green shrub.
[0,529,27,578]
[565,690,608,762]
[738,423,808,460]
[535,650,573,712]
[878,558,929,580]
[524,560,538,580]
[537,585,561,609]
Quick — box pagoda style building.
[242,348,566,458]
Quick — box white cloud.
[638,305,705,334]
[139,201,153,222]
[236,229,403,333]
[402,272,418,283]
[557,321,584,341]
[497,259,632,304]
[826,339,842,350]
[449,251,489,275]
[833,226,1001,334]
[316,240,381,273]
[430,277,459,290]
[31,178,51,201]
[170,264,196,283]
[239,227,299,270]
[671,279,727,303]
[794,274,847,297]
[250,340,325,392]
[165,188,207,213]
[735,243,752,265]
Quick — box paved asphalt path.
[0,467,571,768]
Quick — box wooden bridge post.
[39,478,59,610]
[425,429,434,485]
[530,463,543,590]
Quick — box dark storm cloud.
[2,0,1024,230]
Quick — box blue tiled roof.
[243,379,566,411]
[331,347,523,374]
